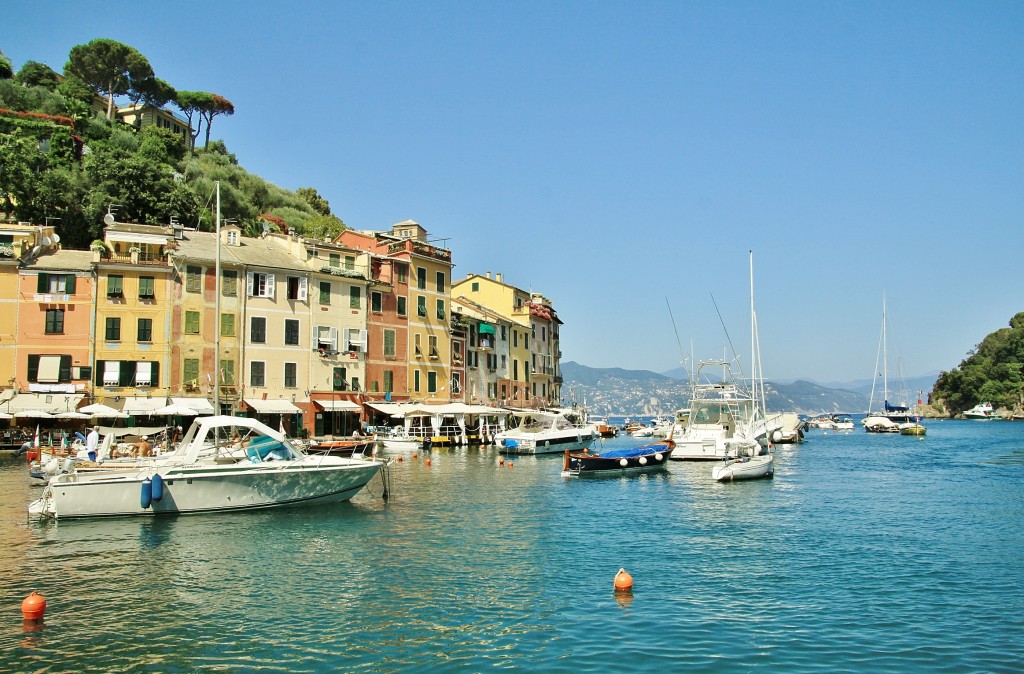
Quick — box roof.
[27,249,94,271]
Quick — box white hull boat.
[963,402,1000,420]
[712,453,774,481]
[495,409,598,455]
[28,416,386,520]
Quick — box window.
[227,230,238,245]
[383,369,393,393]
[250,361,265,387]
[104,316,120,341]
[222,270,238,296]
[332,366,347,391]
[137,318,153,342]
[344,255,355,270]
[103,360,120,386]
[183,358,200,387]
[383,329,396,357]
[428,371,437,394]
[471,281,479,292]
[417,296,426,317]
[453,341,463,363]
[284,319,300,346]
[329,253,340,267]
[107,275,124,298]
[37,273,75,294]
[371,291,383,313]
[135,361,153,386]
[414,333,422,357]
[246,272,275,298]
[45,309,65,334]
[435,271,445,293]
[220,313,235,337]
[429,335,439,359]
[346,328,366,352]
[186,265,202,293]
[286,275,307,300]
[351,377,360,391]
[451,372,461,394]
[139,276,155,299]
[397,296,407,317]
[284,362,297,388]
[349,286,361,309]
[414,369,421,393]
[416,267,426,290]
[27,354,71,383]
[220,359,235,385]
[436,299,445,319]
[250,317,266,343]
[319,281,331,305]
[395,265,408,284]
[184,311,200,335]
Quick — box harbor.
[2,419,1022,672]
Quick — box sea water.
[0,420,1022,673]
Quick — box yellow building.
[452,272,562,408]
[93,223,175,416]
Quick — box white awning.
[315,399,361,411]
[1,393,82,414]
[37,355,62,383]
[106,232,169,245]
[245,398,302,414]
[170,397,216,415]
[119,396,169,415]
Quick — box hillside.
[561,361,868,416]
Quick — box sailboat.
[711,252,774,482]
[862,294,919,434]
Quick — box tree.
[64,38,153,120]
[16,61,60,90]
[0,50,12,79]
[200,93,234,149]
[302,213,347,240]
[130,76,176,110]
[296,187,331,215]
[174,90,211,152]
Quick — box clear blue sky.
[6,1,1022,383]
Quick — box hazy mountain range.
[561,362,939,416]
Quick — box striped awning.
[245,398,302,414]
[315,399,361,411]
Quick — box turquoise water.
[1,420,1023,672]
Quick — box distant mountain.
[561,361,869,416]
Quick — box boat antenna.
[709,292,744,379]
[665,297,691,381]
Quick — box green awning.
[479,323,496,335]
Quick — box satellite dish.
[52,233,60,243]
[103,213,115,226]
[41,236,52,246]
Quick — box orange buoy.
[425,457,431,466]
[498,457,505,465]
[507,461,514,468]
[21,591,46,620]
[614,568,633,592]
[412,452,418,459]
[397,456,403,462]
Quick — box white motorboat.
[963,402,1000,420]
[669,360,775,460]
[711,439,775,481]
[28,416,387,520]
[494,409,598,455]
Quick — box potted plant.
[90,240,108,261]
[128,246,142,263]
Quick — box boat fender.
[44,458,60,475]
[619,458,628,467]
[639,456,647,465]
[151,474,164,503]
[140,478,153,509]
[654,453,663,461]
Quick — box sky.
[5,1,1022,383]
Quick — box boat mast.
[882,293,889,406]
[214,181,221,416]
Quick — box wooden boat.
[561,439,674,477]
[307,437,377,457]
[899,421,927,436]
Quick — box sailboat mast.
[214,181,221,415]
[882,293,889,405]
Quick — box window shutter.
[329,327,338,350]
[298,276,307,301]
[66,275,76,295]
[37,274,48,293]
[358,329,368,347]
[266,274,275,298]
[120,361,134,387]
[95,360,104,386]
[59,355,72,382]
[246,272,254,296]
[27,355,40,382]
[152,361,160,387]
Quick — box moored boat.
[561,439,674,477]
[28,415,388,520]
[495,409,598,455]
[963,402,1001,420]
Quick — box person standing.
[86,425,100,461]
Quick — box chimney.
[496,273,503,283]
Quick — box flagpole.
[214,181,221,417]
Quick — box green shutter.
[37,273,48,293]
[59,355,72,382]
[65,275,76,294]
[26,355,39,382]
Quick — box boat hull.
[561,442,672,477]
[500,432,596,455]
[30,458,383,520]
[711,454,774,481]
